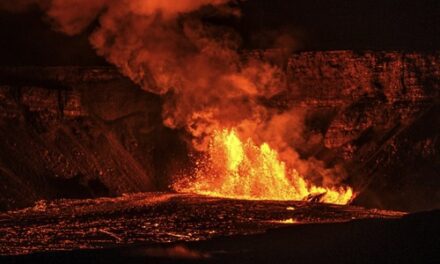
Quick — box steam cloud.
[2,0,348,187]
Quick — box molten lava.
[174,129,354,205]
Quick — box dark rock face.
[286,51,440,211]
[0,51,438,212]
[0,67,187,211]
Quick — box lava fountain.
[173,129,354,205]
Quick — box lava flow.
[174,129,354,205]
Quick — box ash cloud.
[1,0,349,187]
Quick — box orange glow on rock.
[174,129,354,205]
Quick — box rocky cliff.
[286,51,439,211]
[0,50,438,212]
[0,67,187,210]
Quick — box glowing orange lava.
[174,129,354,205]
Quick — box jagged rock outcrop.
[285,51,439,211]
[0,51,438,212]
[0,67,186,210]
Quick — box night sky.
[0,0,439,66]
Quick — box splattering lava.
[174,129,354,205]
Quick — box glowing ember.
[174,129,354,205]
[271,218,298,224]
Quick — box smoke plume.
[1,0,349,187]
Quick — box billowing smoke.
[1,0,348,187]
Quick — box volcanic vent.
[173,129,353,204]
